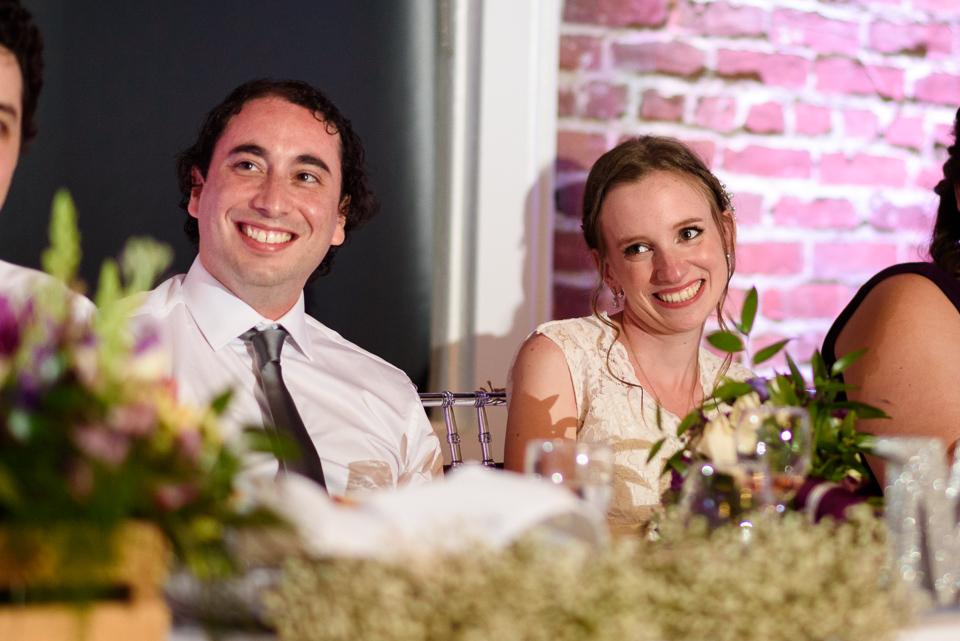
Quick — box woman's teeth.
[656,280,702,303]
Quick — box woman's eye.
[624,243,650,256]
[679,227,703,241]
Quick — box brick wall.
[555,0,960,367]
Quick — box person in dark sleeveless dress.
[822,105,960,489]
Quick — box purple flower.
[747,377,771,402]
[0,297,20,357]
[669,468,685,495]
[15,372,42,410]
[134,326,162,355]
[77,328,97,348]
[832,408,849,420]
[73,425,131,468]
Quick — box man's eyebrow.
[227,143,266,158]
[0,102,19,119]
[226,145,331,175]
[296,154,331,175]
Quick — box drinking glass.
[736,406,812,511]
[678,460,772,529]
[524,439,613,515]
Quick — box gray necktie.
[244,326,327,490]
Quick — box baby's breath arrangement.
[265,507,911,641]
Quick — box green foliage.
[685,287,886,484]
[737,287,758,335]
[266,508,912,641]
[706,331,744,353]
[753,338,789,365]
[41,189,82,285]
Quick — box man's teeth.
[657,281,702,303]
[243,225,292,244]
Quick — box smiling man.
[135,79,441,495]
[0,1,94,315]
[0,1,49,291]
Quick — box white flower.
[697,413,737,469]
[730,392,762,456]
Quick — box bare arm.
[835,273,960,482]
[502,333,580,472]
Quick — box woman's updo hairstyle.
[930,106,960,278]
[581,136,736,325]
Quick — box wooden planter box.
[0,521,171,641]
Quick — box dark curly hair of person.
[176,78,379,281]
[931,106,960,278]
[0,0,43,153]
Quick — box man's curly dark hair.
[0,0,43,154]
[177,78,379,281]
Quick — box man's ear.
[331,195,350,247]
[187,167,205,219]
[954,182,960,213]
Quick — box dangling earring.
[726,253,732,274]
[611,287,624,309]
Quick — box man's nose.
[250,172,287,217]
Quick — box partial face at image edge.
[0,45,23,210]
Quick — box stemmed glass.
[678,459,772,529]
[736,406,812,512]
[524,439,614,516]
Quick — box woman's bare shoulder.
[838,272,960,355]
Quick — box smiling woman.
[505,136,753,533]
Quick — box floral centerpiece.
[266,506,911,641]
[649,288,887,511]
[0,190,279,603]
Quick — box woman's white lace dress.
[532,313,752,531]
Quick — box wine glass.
[524,439,614,516]
[736,406,812,512]
[679,460,772,529]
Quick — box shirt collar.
[181,257,314,360]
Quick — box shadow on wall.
[429,165,561,466]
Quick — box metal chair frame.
[420,391,506,468]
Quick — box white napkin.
[254,463,608,560]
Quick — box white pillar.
[431,0,561,463]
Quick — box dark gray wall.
[5,0,435,388]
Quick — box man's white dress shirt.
[133,258,442,496]
[0,259,95,318]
